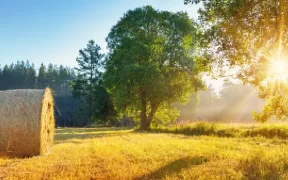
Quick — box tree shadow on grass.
[54,127,132,144]
[134,156,209,180]
[54,133,105,144]
[55,127,131,134]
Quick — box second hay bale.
[0,88,55,157]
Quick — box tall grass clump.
[152,122,288,139]
[152,122,241,137]
[238,150,288,179]
[244,125,288,139]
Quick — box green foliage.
[70,40,104,126]
[104,6,208,130]
[153,122,240,137]
[38,63,47,89]
[70,40,116,126]
[152,104,180,127]
[185,0,288,122]
[244,125,288,139]
[92,82,117,124]
[0,60,78,126]
[0,60,37,89]
[24,61,37,89]
[72,40,104,98]
[46,63,58,89]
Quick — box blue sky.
[0,0,201,68]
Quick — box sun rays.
[268,56,288,82]
[221,88,257,122]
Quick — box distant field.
[1,126,288,179]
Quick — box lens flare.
[267,57,288,82]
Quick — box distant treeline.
[0,60,82,126]
[0,60,75,90]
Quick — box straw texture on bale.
[0,88,54,157]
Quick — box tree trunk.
[88,64,93,127]
[140,92,149,130]
[147,102,159,126]
[140,96,159,131]
[88,83,92,127]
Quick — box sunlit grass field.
[1,125,288,179]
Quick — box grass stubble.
[1,124,288,179]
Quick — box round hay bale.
[0,88,54,157]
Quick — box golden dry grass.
[0,88,54,157]
[1,127,288,179]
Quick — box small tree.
[70,40,116,126]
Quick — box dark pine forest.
[0,60,81,127]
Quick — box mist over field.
[178,83,265,123]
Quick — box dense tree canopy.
[104,6,209,130]
[185,0,288,122]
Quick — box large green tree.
[104,6,208,130]
[185,0,288,122]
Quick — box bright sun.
[268,57,288,82]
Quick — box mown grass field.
[1,125,288,179]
